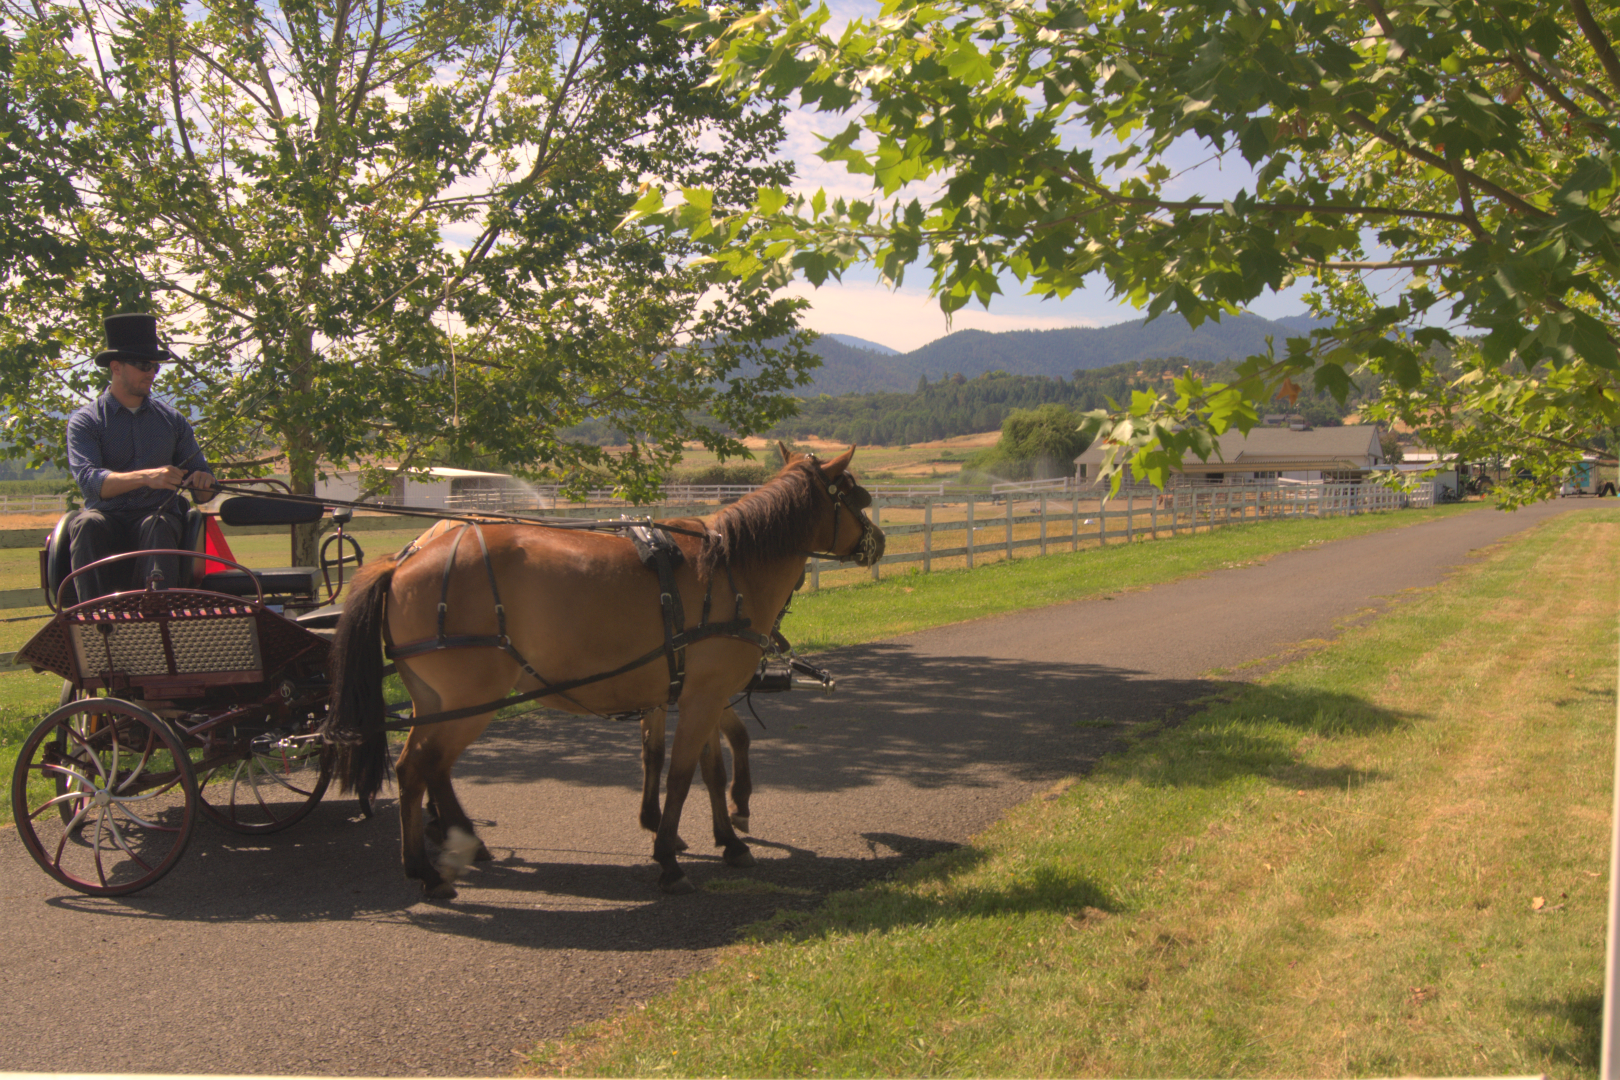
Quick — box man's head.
[96,313,172,405]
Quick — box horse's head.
[780,443,886,568]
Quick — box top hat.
[95,313,174,368]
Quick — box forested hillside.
[770,357,1358,445]
[800,312,1331,395]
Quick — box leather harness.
[374,457,875,731]
[379,522,771,730]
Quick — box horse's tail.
[322,555,399,801]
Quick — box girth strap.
[628,523,686,705]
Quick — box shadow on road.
[33,648,1412,952]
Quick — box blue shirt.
[67,390,211,512]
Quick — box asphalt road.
[0,499,1581,1076]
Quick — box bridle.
[802,455,882,566]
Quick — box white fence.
[799,479,1434,591]
[990,476,1075,495]
[0,493,71,514]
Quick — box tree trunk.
[286,327,321,569]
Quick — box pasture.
[526,507,1618,1078]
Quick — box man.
[65,313,216,601]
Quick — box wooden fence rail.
[804,480,1431,591]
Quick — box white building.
[315,467,544,510]
[1075,424,1389,486]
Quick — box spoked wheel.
[195,732,332,834]
[11,698,198,896]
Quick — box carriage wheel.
[51,681,98,827]
[11,699,198,896]
[195,732,332,834]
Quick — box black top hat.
[95,313,174,368]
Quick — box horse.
[404,519,756,846]
[322,446,884,898]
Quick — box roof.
[1076,424,1385,470]
[323,466,511,480]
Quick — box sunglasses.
[119,359,162,374]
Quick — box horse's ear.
[824,446,856,477]
[777,440,793,464]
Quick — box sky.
[760,0,1317,353]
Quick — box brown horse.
[322,447,883,897]
[405,519,755,844]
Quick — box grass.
[781,502,1476,651]
[523,507,1619,1079]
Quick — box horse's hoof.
[723,845,756,869]
[473,844,494,863]
[730,813,750,833]
[425,882,458,900]
[660,873,695,895]
[672,834,689,852]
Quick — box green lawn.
[524,508,1618,1079]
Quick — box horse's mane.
[696,458,825,577]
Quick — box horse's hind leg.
[394,714,493,899]
[425,778,493,862]
[718,705,751,832]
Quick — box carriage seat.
[199,494,326,601]
[202,566,323,598]
[42,506,208,605]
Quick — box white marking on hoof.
[434,826,481,884]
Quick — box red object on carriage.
[7,486,364,895]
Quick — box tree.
[628,0,1620,504]
[0,0,814,563]
[970,402,1090,479]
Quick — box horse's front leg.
[718,705,752,832]
[655,700,724,894]
[639,707,668,837]
[699,725,755,869]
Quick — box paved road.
[0,500,1582,1076]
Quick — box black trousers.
[67,506,187,602]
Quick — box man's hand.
[183,471,218,502]
[141,466,185,491]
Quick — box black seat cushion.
[201,567,320,597]
[218,495,325,527]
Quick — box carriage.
[8,450,875,899]
[7,486,363,896]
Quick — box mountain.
[823,334,899,355]
[800,312,1323,395]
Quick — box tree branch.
[1341,110,1551,218]
[1568,0,1620,101]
